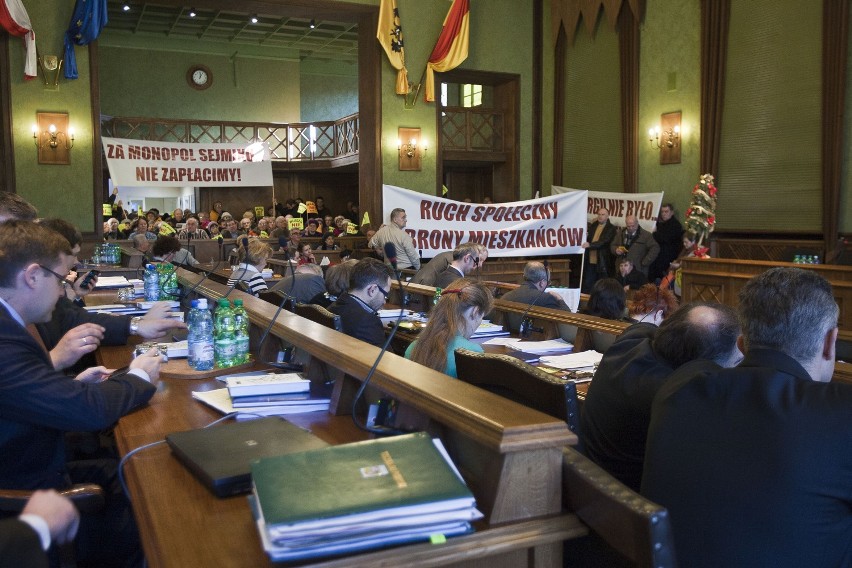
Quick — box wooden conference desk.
[110,269,586,568]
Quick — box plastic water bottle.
[214,298,237,368]
[186,300,199,368]
[143,263,159,301]
[432,287,442,307]
[232,299,250,364]
[188,299,214,371]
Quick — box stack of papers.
[539,350,604,371]
[93,276,131,288]
[377,309,424,320]
[194,371,330,418]
[251,433,482,562]
[470,321,509,339]
[505,338,573,354]
[192,388,330,418]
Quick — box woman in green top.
[405,278,493,378]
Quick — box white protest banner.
[551,186,663,232]
[102,137,273,187]
[382,185,588,258]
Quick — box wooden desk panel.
[681,258,852,343]
[109,272,584,567]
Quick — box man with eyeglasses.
[435,242,488,290]
[329,258,393,347]
[0,220,163,566]
[34,218,185,375]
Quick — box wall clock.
[187,65,212,90]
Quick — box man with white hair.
[642,268,851,567]
[177,217,209,240]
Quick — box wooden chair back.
[293,303,342,332]
[562,447,677,568]
[454,348,579,437]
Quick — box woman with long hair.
[405,278,494,378]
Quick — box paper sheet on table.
[94,276,131,288]
[545,287,581,313]
[504,338,573,354]
[482,337,523,346]
[539,350,604,370]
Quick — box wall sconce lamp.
[397,127,426,170]
[649,111,682,165]
[33,112,73,165]
[33,123,74,150]
[648,124,679,149]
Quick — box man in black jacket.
[329,258,393,346]
[642,268,851,567]
[580,207,617,293]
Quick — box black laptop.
[166,417,328,497]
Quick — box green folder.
[251,432,479,538]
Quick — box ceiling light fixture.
[250,14,258,24]
[189,8,196,17]
[122,3,130,11]
[309,19,316,29]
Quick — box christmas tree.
[685,173,717,247]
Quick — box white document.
[505,338,573,354]
[539,350,604,370]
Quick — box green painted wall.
[379,0,535,198]
[300,60,359,123]
[562,14,622,193]
[12,1,95,230]
[638,0,700,217]
[99,47,301,122]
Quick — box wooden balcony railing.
[101,113,359,163]
[441,106,504,153]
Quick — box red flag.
[425,0,470,102]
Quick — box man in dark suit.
[0,490,79,568]
[610,214,659,278]
[411,250,453,286]
[581,302,741,491]
[435,242,487,289]
[581,207,617,293]
[642,268,851,567]
[501,261,572,333]
[329,258,393,347]
[0,221,164,567]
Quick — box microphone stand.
[224,238,251,298]
[517,281,549,338]
[350,243,408,436]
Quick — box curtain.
[699,0,730,177]
[64,0,108,79]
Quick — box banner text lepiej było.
[102,137,273,188]
[381,185,588,258]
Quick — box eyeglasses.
[376,284,389,299]
[37,264,70,290]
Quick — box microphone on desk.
[517,268,550,338]
[349,243,409,437]
[181,260,223,306]
[224,238,250,298]
[257,248,299,364]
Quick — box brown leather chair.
[453,348,580,439]
[293,303,342,332]
[562,447,677,568]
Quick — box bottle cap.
[218,298,229,307]
[190,299,198,309]
[234,299,243,306]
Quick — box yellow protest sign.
[102,203,113,216]
[288,218,304,231]
[306,201,318,214]
[254,206,266,218]
[361,211,371,226]
[297,203,307,214]
[346,222,358,235]
[158,222,176,236]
